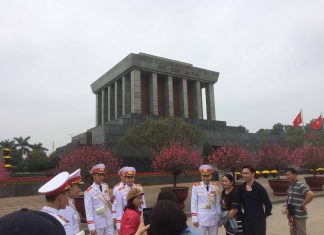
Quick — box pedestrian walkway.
[1,174,324,234]
[192,196,324,235]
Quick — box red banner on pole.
[311,114,323,130]
[293,111,302,128]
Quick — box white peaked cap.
[89,163,105,174]
[68,168,84,185]
[118,166,128,176]
[38,172,70,196]
[199,165,214,175]
[123,166,136,176]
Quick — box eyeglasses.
[202,175,211,177]
[125,176,134,179]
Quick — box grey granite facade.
[57,53,280,171]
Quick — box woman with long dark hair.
[220,174,243,235]
[150,200,201,235]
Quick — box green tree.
[0,139,16,149]
[119,118,205,155]
[271,123,285,136]
[48,151,60,169]
[30,142,48,151]
[256,129,271,136]
[24,149,48,172]
[14,136,32,157]
[284,125,305,149]
[202,143,214,163]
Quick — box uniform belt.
[199,205,212,209]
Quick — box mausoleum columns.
[96,93,102,125]
[206,83,216,120]
[131,70,141,113]
[114,81,118,119]
[102,88,108,123]
[165,76,174,117]
[179,78,188,118]
[149,73,158,115]
[108,85,115,120]
[193,81,203,119]
[95,70,214,125]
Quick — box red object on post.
[293,111,303,128]
[311,114,323,130]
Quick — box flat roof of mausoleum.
[91,53,219,93]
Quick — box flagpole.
[301,108,305,134]
[321,112,323,132]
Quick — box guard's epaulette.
[118,186,125,191]
[193,182,201,186]
[58,215,69,223]
[85,186,92,192]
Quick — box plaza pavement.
[0,175,323,234]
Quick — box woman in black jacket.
[220,174,243,235]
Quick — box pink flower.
[152,142,202,187]
[58,145,119,182]
[207,146,257,173]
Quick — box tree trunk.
[173,171,181,187]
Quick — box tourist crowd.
[0,163,314,235]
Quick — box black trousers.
[243,219,266,235]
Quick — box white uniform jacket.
[59,198,81,235]
[84,182,113,231]
[191,181,221,227]
[112,182,124,219]
[41,206,69,230]
[115,183,146,230]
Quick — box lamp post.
[2,148,12,171]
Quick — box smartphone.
[143,207,153,226]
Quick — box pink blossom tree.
[152,142,203,187]
[290,144,324,177]
[207,145,258,182]
[58,145,119,184]
[257,144,292,178]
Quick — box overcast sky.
[1,0,323,152]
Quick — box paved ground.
[187,196,324,235]
[1,174,323,234]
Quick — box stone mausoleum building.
[62,53,276,170]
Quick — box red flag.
[311,114,323,130]
[293,111,302,128]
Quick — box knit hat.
[126,187,144,202]
[0,208,66,235]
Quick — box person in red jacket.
[120,187,144,235]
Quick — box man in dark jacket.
[239,165,272,235]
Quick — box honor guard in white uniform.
[112,166,128,227]
[59,169,85,235]
[191,165,221,235]
[38,172,71,230]
[84,164,114,235]
[115,167,146,232]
